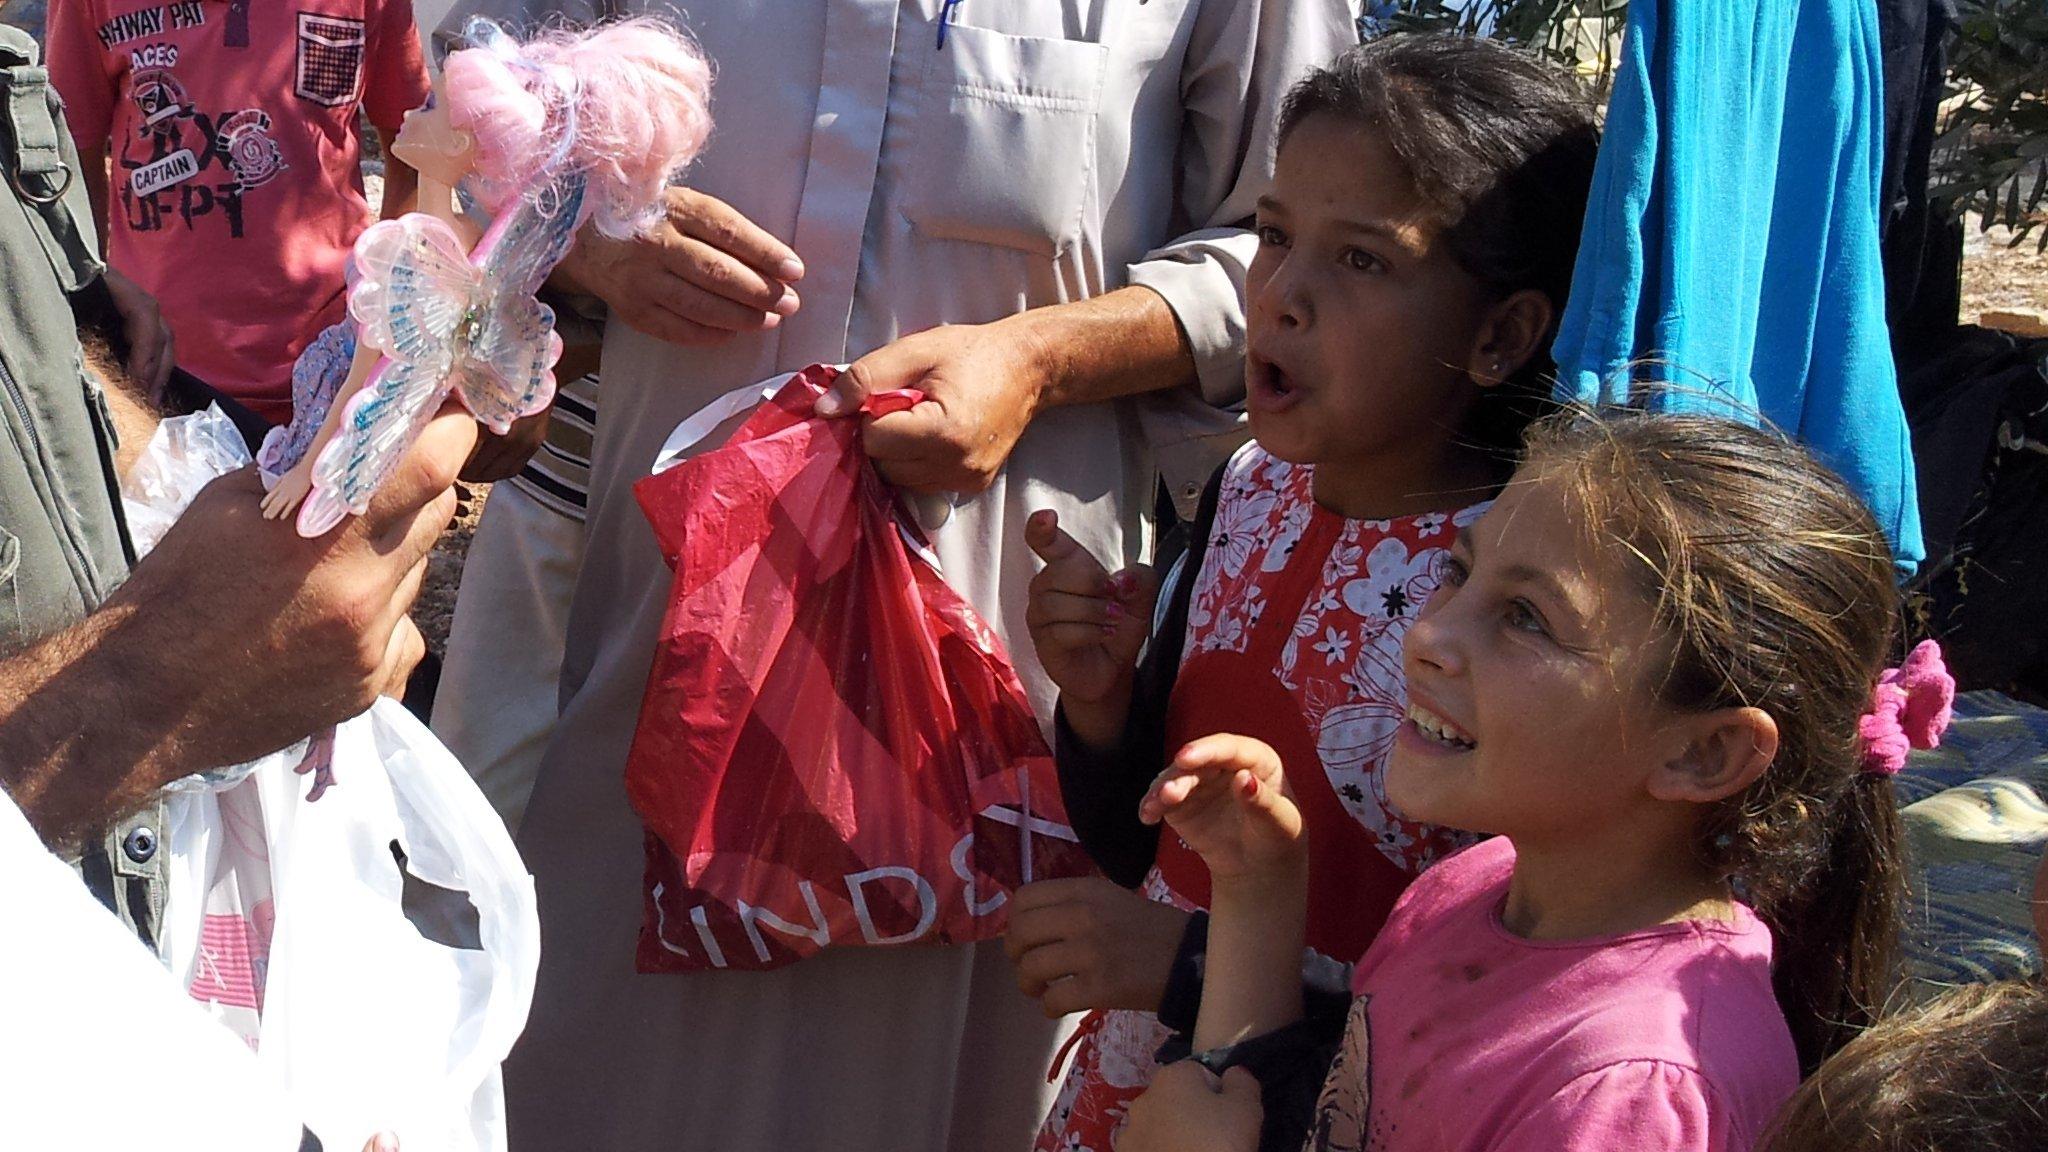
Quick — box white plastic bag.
[119,402,255,554]
[254,700,538,1152]
[164,705,537,1152]
[123,405,540,1151]
[0,789,305,1152]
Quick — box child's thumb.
[1220,1066,1262,1102]
[1025,510,1090,569]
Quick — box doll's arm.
[260,341,386,519]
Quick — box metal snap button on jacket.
[122,825,157,864]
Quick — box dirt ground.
[1961,213,2048,321]
[409,218,2048,658]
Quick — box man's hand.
[816,321,1051,495]
[0,402,476,844]
[814,287,1200,495]
[1004,876,1190,1018]
[1121,1063,1263,1152]
[102,266,174,401]
[132,404,473,767]
[462,408,551,483]
[380,616,426,701]
[554,186,802,347]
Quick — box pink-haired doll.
[259,17,712,535]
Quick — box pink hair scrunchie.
[1857,639,1957,777]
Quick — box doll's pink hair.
[440,45,550,214]
[441,17,713,237]
[525,18,715,238]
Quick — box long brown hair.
[1763,980,2048,1151]
[1523,410,1904,1073]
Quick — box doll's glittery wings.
[295,173,588,537]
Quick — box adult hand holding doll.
[0,400,473,843]
[256,17,717,537]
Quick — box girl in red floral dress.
[1009,35,1602,1152]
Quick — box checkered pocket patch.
[294,13,365,107]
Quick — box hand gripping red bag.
[627,365,1093,972]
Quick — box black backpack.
[1905,324,2048,700]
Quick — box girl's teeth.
[1407,704,1474,749]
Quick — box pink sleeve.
[43,0,116,151]
[1488,1062,1751,1152]
[361,0,430,131]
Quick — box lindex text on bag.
[628,365,1093,972]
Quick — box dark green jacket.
[0,23,164,948]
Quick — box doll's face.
[390,86,476,185]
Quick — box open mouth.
[1406,703,1476,751]
[1247,354,1305,412]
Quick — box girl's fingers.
[1159,772,1205,808]
[1174,734,1284,786]
[1219,1066,1261,1102]
[1011,938,1087,996]
[1023,508,1063,555]
[1026,589,1122,630]
[1109,563,1162,610]
[1033,622,1118,653]
[1139,735,1291,826]
[1138,761,1231,825]
[1002,898,1084,958]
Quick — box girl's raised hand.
[1141,734,1306,883]
[1024,509,1156,706]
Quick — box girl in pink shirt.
[1115,412,1955,1152]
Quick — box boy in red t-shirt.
[47,0,429,423]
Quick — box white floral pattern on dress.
[1181,443,1484,873]
[1191,453,1302,656]
[1341,535,1439,624]
[1040,443,1485,1152]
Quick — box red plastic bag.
[627,365,1092,972]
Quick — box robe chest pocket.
[902,23,1107,258]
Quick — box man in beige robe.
[433,1,1356,1147]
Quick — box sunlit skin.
[1243,112,1549,519]
[1124,466,1786,1088]
[1387,467,1779,939]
